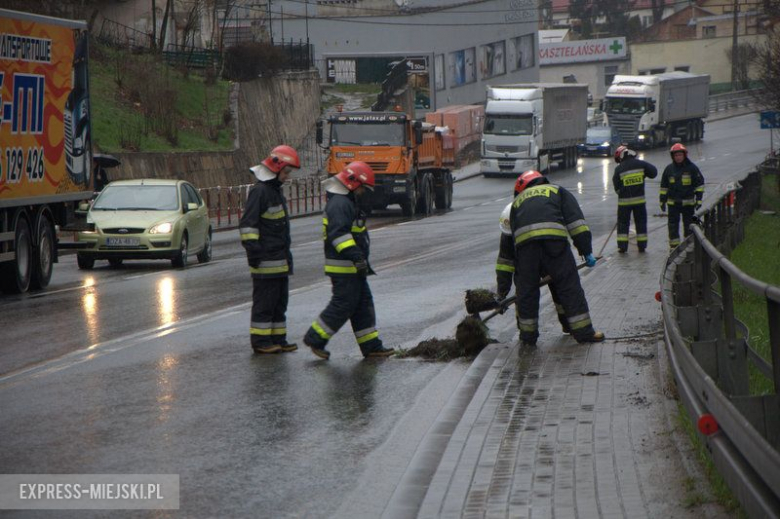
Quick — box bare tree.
[181,0,203,48]
[650,0,666,24]
[727,42,758,91]
[751,28,780,111]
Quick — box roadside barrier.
[708,89,762,113]
[198,176,325,228]
[660,160,780,517]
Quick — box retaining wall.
[107,70,321,189]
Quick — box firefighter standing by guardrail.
[612,145,658,253]
[660,143,705,248]
[240,145,301,354]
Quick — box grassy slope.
[729,173,780,394]
[90,43,233,153]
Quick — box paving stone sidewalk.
[393,231,732,519]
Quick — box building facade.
[272,0,540,109]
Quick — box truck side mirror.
[316,120,323,145]
[599,99,605,111]
[648,100,656,111]
[413,120,423,145]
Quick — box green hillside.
[90,42,233,153]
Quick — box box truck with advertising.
[480,84,587,178]
[603,72,710,148]
[0,9,93,293]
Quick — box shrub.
[222,42,290,81]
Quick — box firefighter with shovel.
[507,170,604,346]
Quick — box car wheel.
[108,258,124,268]
[172,233,188,268]
[197,229,212,264]
[77,253,95,270]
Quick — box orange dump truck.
[317,111,454,217]
[0,9,92,293]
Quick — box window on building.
[448,47,476,87]
[509,34,535,71]
[642,15,652,27]
[481,41,506,78]
[702,26,716,38]
[604,65,619,86]
[674,65,690,72]
[639,67,666,75]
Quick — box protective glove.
[660,202,666,212]
[496,290,509,301]
[585,254,597,268]
[354,258,369,277]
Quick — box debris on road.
[397,315,492,361]
[464,288,500,314]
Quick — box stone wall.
[108,70,321,189]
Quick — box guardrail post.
[769,298,780,395]
[719,265,750,395]
[216,186,222,227]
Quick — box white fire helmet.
[499,203,512,236]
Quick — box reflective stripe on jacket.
[612,157,658,206]
[239,178,292,278]
[660,159,704,206]
[323,192,370,276]
[510,183,593,256]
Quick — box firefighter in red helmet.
[612,145,657,253]
[303,162,395,360]
[659,143,705,248]
[505,170,604,346]
[240,145,300,354]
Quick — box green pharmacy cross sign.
[609,40,623,55]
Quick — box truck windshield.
[330,123,405,146]
[483,114,533,136]
[604,97,648,115]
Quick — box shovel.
[475,261,592,325]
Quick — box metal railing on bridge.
[660,159,780,518]
[708,89,762,113]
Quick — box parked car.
[577,126,622,157]
[76,179,212,269]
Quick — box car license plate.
[393,186,406,193]
[106,237,140,247]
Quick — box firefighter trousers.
[304,276,384,355]
[617,204,648,251]
[514,240,596,344]
[251,277,290,349]
[667,205,695,248]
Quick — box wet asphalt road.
[0,114,767,518]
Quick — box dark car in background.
[577,126,622,157]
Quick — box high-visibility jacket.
[322,192,370,276]
[496,233,515,296]
[510,183,593,257]
[660,159,705,208]
[239,178,292,278]
[612,157,658,206]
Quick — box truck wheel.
[30,211,55,290]
[435,171,453,210]
[77,254,95,270]
[400,181,417,217]
[0,212,33,294]
[416,174,433,216]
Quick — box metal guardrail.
[660,162,780,518]
[198,176,325,228]
[708,89,762,113]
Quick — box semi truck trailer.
[480,84,588,177]
[0,9,93,293]
[603,72,710,148]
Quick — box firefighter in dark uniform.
[659,143,705,249]
[497,192,569,335]
[509,170,604,346]
[612,145,658,253]
[303,161,395,360]
[239,145,300,354]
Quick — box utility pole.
[731,0,739,90]
[305,0,309,43]
[268,0,273,43]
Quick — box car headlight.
[638,135,646,140]
[602,142,610,146]
[149,222,173,234]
